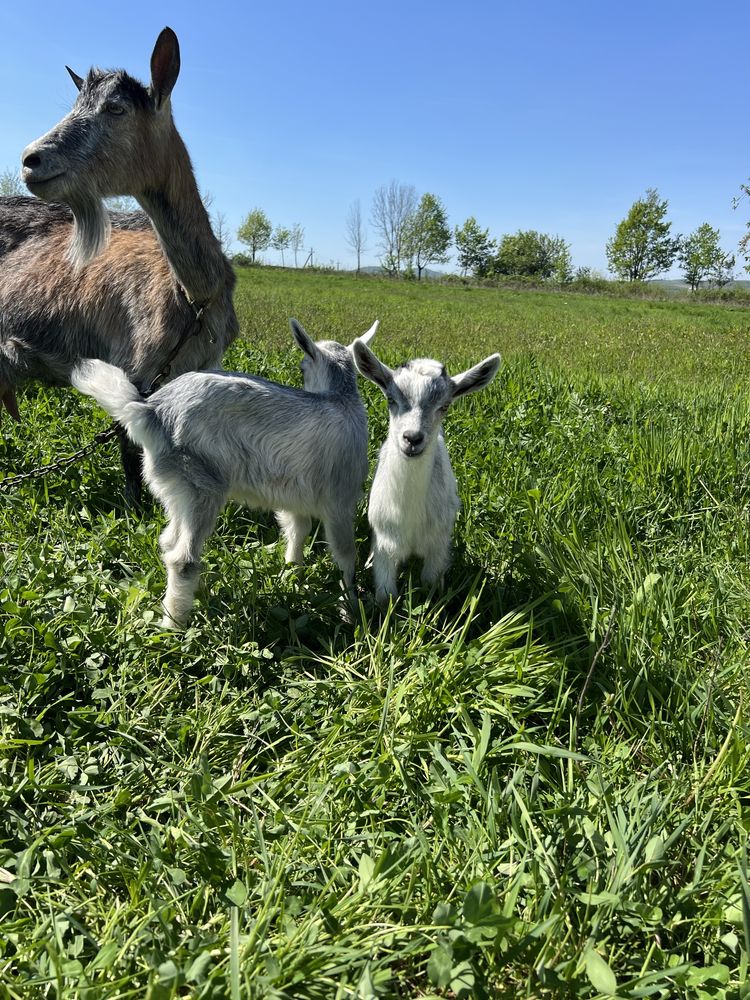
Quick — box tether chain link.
[0,425,119,492]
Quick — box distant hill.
[359,265,447,279]
[653,278,750,291]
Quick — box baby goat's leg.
[160,490,223,628]
[275,510,312,565]
[371,535,400,606]
[323,515,357,593]
[420,540,451,590]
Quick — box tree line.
[236,211,305,267]
[339,181,744,290]
[4,165,749,287]
[605,189,735,290]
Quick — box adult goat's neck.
[138,126,226,307]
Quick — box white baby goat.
[353,341,500,604]
[72,319,378,626]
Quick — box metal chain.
[0,425,118,492]
[0,288,212,492]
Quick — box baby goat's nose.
[402,429,424,447]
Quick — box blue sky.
[1,0,748,276]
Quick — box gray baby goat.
[353,341,500,604]
[72,319,378,626]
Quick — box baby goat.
[72,319,378,626]
[353,341,500,604]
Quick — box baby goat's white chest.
[369,437,459,556]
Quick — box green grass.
[1,270,750,998]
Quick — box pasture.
[1,269,749,998]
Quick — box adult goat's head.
[21,27,181,268]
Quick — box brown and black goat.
[0,27,238,502]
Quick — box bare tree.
[345,200,368,274]
[290,223,305,267]
[212,210,230,254]
[370,181,417,276]
[106,195,139,212]
[0,169,24,196]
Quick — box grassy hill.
[1,270,749,997]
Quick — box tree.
[453,217,495,277]
[493,230,570,280]
[272,225,291,266]
[106,195,139,213]
[404,193,451,280]
[552,241,574,284]
[0,169,24,196]
[606,188,680,281]
[237,208,272,263]
[678,223,734,291]
[737,180,750,274]
[345,200,368,274]
[212,210,231,254]
[371,181,417,275]
[290,223,305,267]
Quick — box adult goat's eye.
[104,102,125,115]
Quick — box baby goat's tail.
[71,360,160,451]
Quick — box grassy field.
[1,269,750,998]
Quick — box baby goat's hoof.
[160,611,186,630]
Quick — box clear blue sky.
[1,0,748,276]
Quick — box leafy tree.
[272,225,291,266]
[404,193,451,280]
[454,217,495,277]
[237,208,272,263]
[345,200,368,274]
[371,181,417,275]
[606,188,680,281]
[678,223,735,291]
[0,169,24,196]
[553,242,574,284]
[493,230,570,280]
[290,223,305,267]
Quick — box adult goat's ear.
[349,319,378,351]
[150,27,180,108]
[66,66,84,92]
[352,340,393,393]
[450,353,501,399]
[289,318,318,359]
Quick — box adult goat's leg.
[116,424,144,508]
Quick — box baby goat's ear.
[349,319,378,351]
[290,318,318,360]
[450,353,501,400]
[352,340,393,393]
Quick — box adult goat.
[0,27,238,502]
